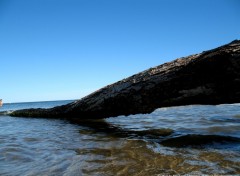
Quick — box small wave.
[160,134,240,148]
[0,111,13,116]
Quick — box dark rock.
[160,134,240,148]
[11,40,240,119]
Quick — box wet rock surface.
[11,40,240,119]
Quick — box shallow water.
[0,101,240,175]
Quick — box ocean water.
[0,100,74,114]
[0,101,240,175]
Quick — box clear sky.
[0,0,239,103]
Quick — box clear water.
[0,101,240,175]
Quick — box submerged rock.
[11,40,240,119]
[160,134,240,148]
[134,129,173,137]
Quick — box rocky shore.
[11,40,240,119]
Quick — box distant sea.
[0,100,240,175]
[0,100,74,113]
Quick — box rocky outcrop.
[11,40,240,119]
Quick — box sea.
[0,100,240,175]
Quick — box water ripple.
[0,104,240,175]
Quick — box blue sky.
[1,0,239,103]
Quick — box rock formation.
[11,40,240,119]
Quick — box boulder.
[11,40,240,119]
